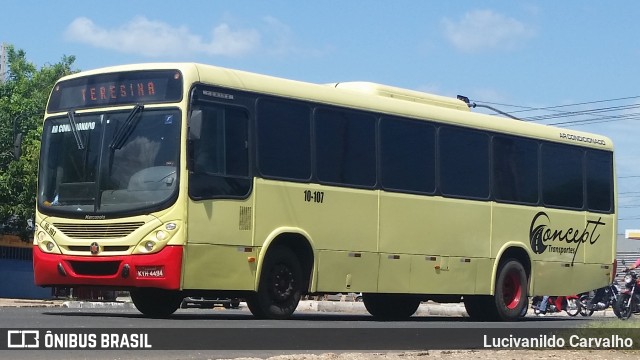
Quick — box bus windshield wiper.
[109,104,144,150]
[67,110,85,150]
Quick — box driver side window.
[189,103,250,199]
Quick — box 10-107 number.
[304,190,324,203]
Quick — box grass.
[579,315,639,328]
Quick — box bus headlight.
[38,238,61,254]
[33,227,62,254]
[144,240,156,252]
[132,221,181,255]
[156,230,167,241]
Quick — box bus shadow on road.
[41,309,589,325]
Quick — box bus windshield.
[37,108,181,216]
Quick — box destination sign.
[47,70,183,112]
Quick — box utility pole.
[0,43,7,83]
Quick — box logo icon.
[90,242,100,255]
[7,330,39,348]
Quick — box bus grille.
[53,222,145,239]
[67,246,130,252]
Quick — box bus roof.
[53,62,614,151]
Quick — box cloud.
[261,16,328,58]
[442,10,534,53]
[64,16,260,57]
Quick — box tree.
[0,45,76,240]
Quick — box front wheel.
[612,299,622,318]
[565,298,581,317]
[616,294,633,320]
[579,295,594,316]
[246,247,303,319]
[130,288,183,318]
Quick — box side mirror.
[188,110,202,141]
[12,132,23,160]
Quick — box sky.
[3,1,640,236]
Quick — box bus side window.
[189,104,250,199]
[439,126,490,199]
[193,108,223,174]
[586,150,613,212]
[542,143,584,209]
[315,108,376,187]
[492,136,538,204]
[256,98,311,180]
[380,117,435,193]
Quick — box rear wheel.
[130,288,182,318]
[246,247,303,319]
[363,293,421,320]
[491,259,528,321]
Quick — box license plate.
[136,266,164,278]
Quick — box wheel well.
[498,247,531,280]
[265,233,314,292]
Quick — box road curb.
[296,300,469,317]
[62,300,136,309]
[0,299,63,308]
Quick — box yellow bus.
[32,63,616,321]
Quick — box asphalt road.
[0,305,597,328]
[0,306,611,359]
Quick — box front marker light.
[37,231,46,242]
[165,222,177,231]
[156,230,167,241]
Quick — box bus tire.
[246,247,302,320]
[130,288,182,318]
[463,295,498,321]
[493,259,528,321]
[362,293,421,320]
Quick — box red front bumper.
[33,245,183,290]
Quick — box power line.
[546,113,640,127]
[470,95,640,127]
[474,95,640,115]
[618,216,640,221]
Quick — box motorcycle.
[578,282,621,317]
[616,261,640,320]
[531,295,581,316]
